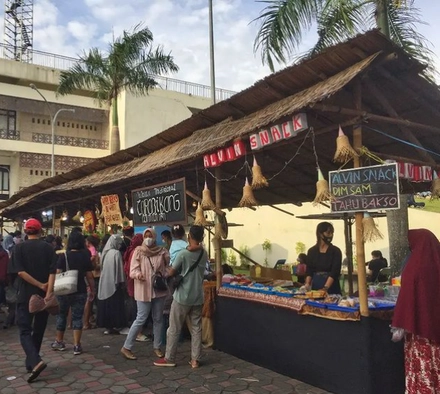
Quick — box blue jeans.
[16,303,49,370]
[123,296,166,351]
[56,293,87,331]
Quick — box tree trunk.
[387,194,409,277]
[375,0,390,38]
[110,96,120,154]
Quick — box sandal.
[136,334,150,342]
[27,361,47,383]
[188,360,200,369]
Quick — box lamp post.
[30,84,75,177]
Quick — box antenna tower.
[4,0,34,62]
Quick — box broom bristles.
[201,188,216,210]
[239,178,258,207]
[251,157,269,189]
[334,135,358,163]
[194,203,209,226]
[362,216,384,242]
[313,180,334,205]
[431,178,440,199]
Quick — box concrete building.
[0,44,234,206]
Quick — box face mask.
[144,237,154,247]
[322,236,333,244]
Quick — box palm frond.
[386,2,435,77]
[310,0,370,55]
[57,48,112,103]
[253,0,321,71]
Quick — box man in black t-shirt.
[12,218,57,383]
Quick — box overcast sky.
[1,0,439,92]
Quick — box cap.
[24,218,42,232]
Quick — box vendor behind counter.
[303,222,342,294]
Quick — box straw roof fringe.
[0,54,379,215]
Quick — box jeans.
[16,302,49,370]
[123,296,166,351]
[165,301,202,362]
[56,293,87,331]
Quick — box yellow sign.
[100,194,123,225]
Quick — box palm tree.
[57,24,179,153]
[253,0,433,73]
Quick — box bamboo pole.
[215,167,222,290]
[353,80,369,317]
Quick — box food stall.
[215,279,404,394]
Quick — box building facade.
[0,44,235,207]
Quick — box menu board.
[132,178,187,226]
[329,163,400,213]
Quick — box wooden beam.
[269,205,295,216]
[311,103,440,134]
[364,81,436,165]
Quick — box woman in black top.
[304,222,342,294]
[49,231,94,355]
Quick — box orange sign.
[100,194,123,225]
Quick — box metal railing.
[0,43,236,102]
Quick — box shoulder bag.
[148,256,168,291]
[173,249,204,289]
[53,252,79,296]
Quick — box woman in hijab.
[97,235,127,335]
[123,233,144,336]
[120,228,170,360]
[392,229,440,393]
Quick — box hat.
[24,218,42,232]
[143,228,157,240]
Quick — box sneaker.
[73,345,83,355]
[51,340,66,351]
[154,358,176,367]
[154,348,164,358]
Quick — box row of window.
[29,170,64,176]
[31,118,98,131]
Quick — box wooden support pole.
[214,167,222,290]
[352,80,369,317]
[311,103,440,134]
[268,205,295,217]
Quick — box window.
[30,170,33,175]
[0,109,16,136]
[0,166,10,199]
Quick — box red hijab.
[392,229,440,343]
[123,234,143,298]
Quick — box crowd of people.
[0,219,208,383]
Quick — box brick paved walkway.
[0,315,331,394]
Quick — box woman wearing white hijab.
[97,235,127,334]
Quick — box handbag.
[148,257,168,291]
[173,249,204,290]
[53,252,79,296]
[29,293,59,315]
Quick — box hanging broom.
[194,203,209,226]
[201,181,216,210]
[431,170,440,198]
[72,210,82,222]
[362,212,384,243]
[313,168,334,205]
[251,156,269,189]
[238,177,258,208]
[334,126,358,163]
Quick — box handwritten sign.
[100,194,123,225]
[132,178,187,226]
[329,163,400,213]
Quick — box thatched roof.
[2,30,440,220]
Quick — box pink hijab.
[392,229,440,343]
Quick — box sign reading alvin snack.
[100,194,123,225]
[132,178,187,226]
[203,139,246,168]
[250,113,308,151]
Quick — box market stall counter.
[215,286,404,394]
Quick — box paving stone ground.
[0,313,332,394]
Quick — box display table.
[215,294,404,394]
